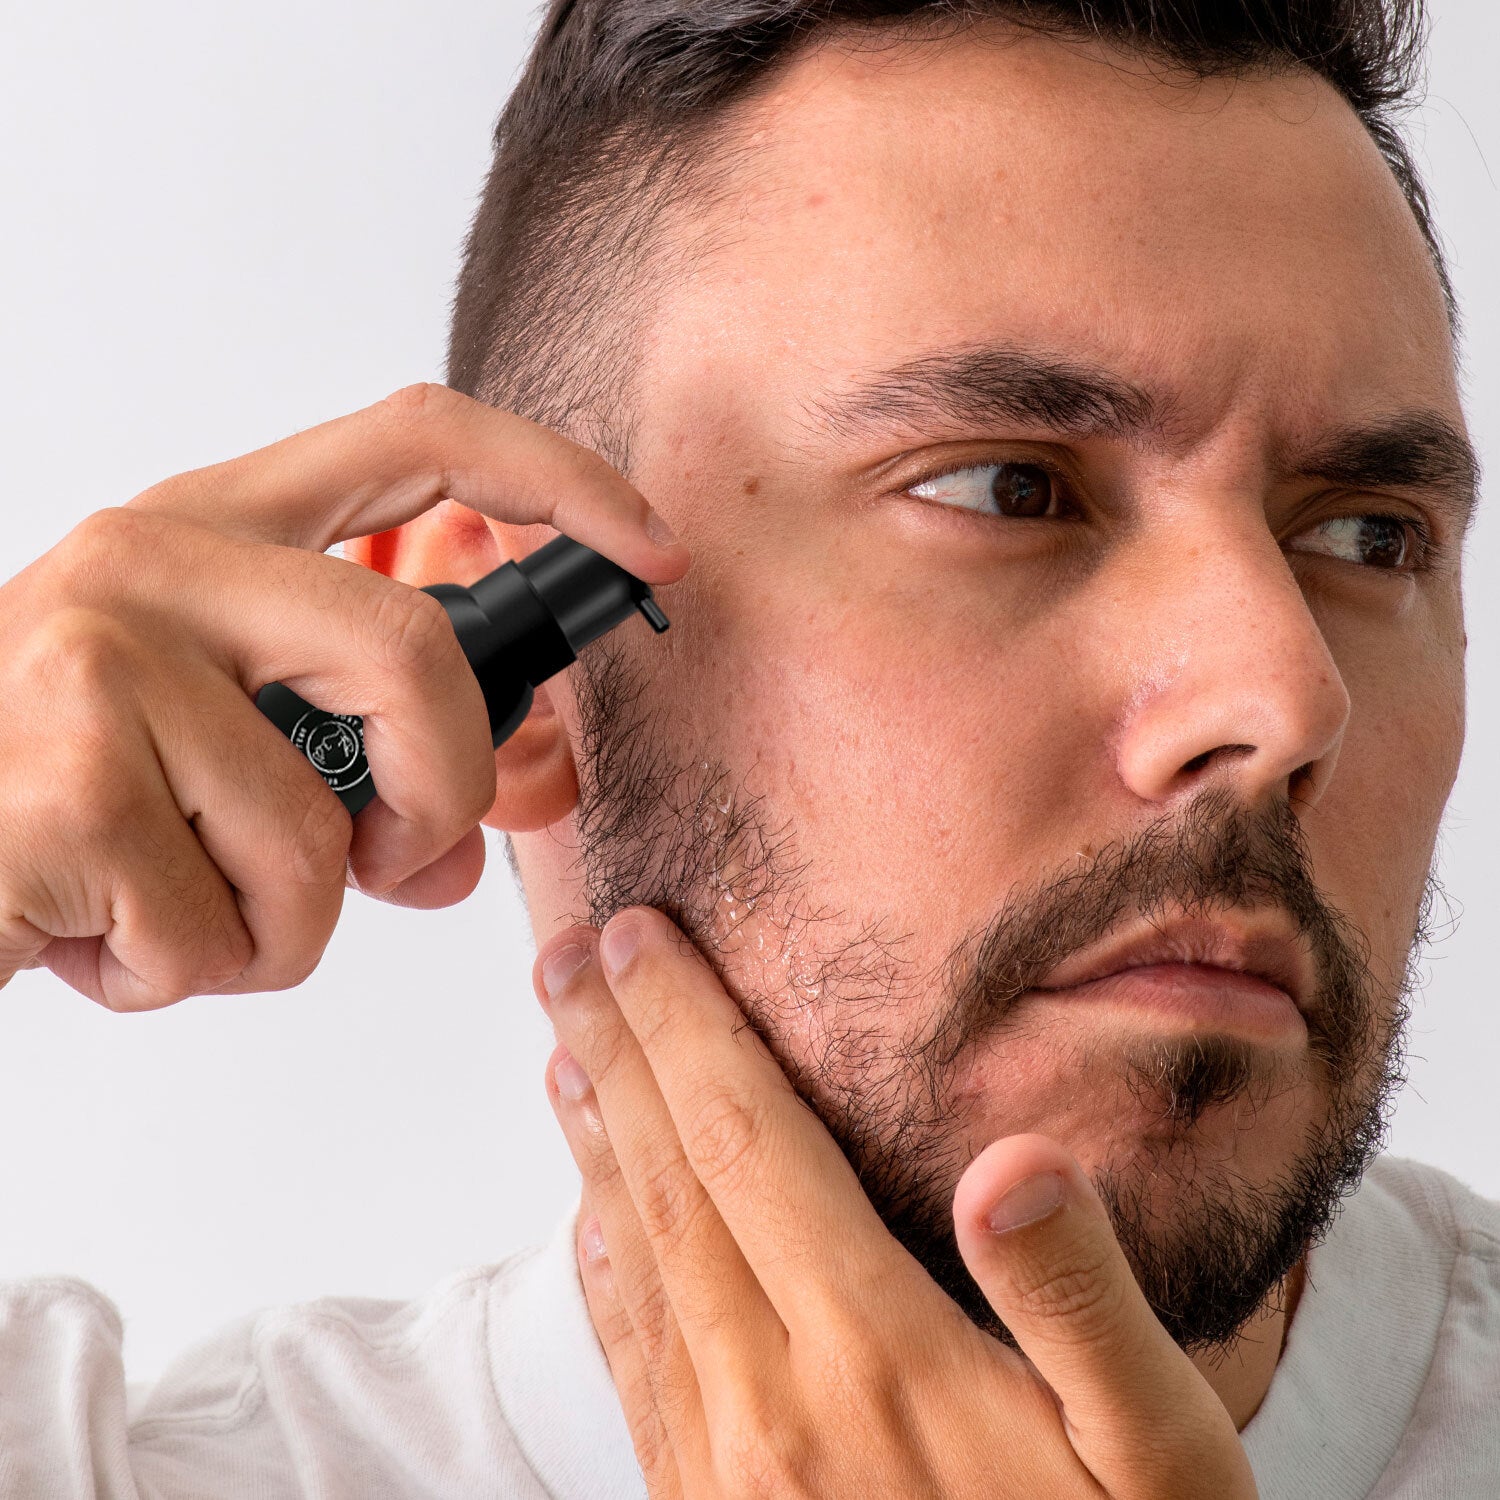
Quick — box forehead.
[639,24,1458,450]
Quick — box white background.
[0,1,1494,1381]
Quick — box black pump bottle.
[255,535,669,816]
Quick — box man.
[0,0,1493,1496]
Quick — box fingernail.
[541,943,590,1000]
[987,1172,1065,1233]
[645,508,679,549]
[581,1217,608,1263]
[599,921,642,978]
[554,1047,591,1103]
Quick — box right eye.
[908,460,1066,518]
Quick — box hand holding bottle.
[0,384,688,1011]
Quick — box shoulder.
[0,1253,555,1499]
[0,1272,124,1334]
[1356,1156,1500,1498]
[1360,1152,1500,1269]
[130,1258,515,1430]
[0,1272,127,1394]
[129,1254,550,1488]
[1242,1153,1500,1499]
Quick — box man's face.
[521,25,1469,1352]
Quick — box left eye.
[1287,515,1417,570]
[909,461,1062,518]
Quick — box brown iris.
[991,462,1054,517]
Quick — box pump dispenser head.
[520,535,671,647]
[255,535,669,816]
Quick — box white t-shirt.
[0,1152,1495,1498]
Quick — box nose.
[1112,521,1350,811]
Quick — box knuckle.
[248,940,328,995]
[588,1274,634,1349]
[104,971,197,1013]
[56,506,151,581]
[234,900,335,995]
[553,434,617,487]
[373,381,462,429]
[807,1329,886,1417]
[177,882,256,990]
[575,1109,623,1182]
[626,976,678,1055]
[365,385,471,512]
[20,604,139,696]
[686,1088,762,1197]
[632,1152,702,1244]
[549,442,640,521]
[284,786,353,889]
[367,584,456,679]
[1010,1246,1123,1339]
[718,1411,813,1500]
[110,919,254,1012]
[571,1008,630,1089]
[628,1277,676,1364]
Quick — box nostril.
[1181,744,1255,778]
[1289,760,1318,802]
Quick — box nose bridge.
[1112,510,1351,808]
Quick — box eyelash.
[900,458,1439,574]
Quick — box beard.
[564,639,1436,1356]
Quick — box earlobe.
[483,683,581,833]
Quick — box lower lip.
[1028,963,1306,1040]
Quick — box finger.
[546,1045,712,1485]
[952,1134,1257,1500]
[564,1160,686,1495]
[0,703,254,1011]
[129,383,690,582]
[141,663,352,995]
[539,942,781,1398]
[357,823,486,911]
[48,511,497,895]
[592,908,915,1325]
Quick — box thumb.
[952,1134,1256,1500]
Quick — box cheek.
[671,575,1104,932]
[1306,601,1463,974]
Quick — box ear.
[344,504,580,834]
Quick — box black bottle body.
[255,538,666,817]
[254,584,535,817]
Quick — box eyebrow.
[1286,413,1481,536]
[808,343,1480,531]
[807,345,1163,443]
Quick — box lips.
[1032,913,1315,1015]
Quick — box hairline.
[468,13,1456,479]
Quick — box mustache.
[919,785,1382,1086]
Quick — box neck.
[1190,1255,1307,1430]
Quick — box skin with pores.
[353,23,1469,1431]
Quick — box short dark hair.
[446,0,1448,462]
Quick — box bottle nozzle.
[637,597,670,633]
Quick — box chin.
[961,1025,1331,1190]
